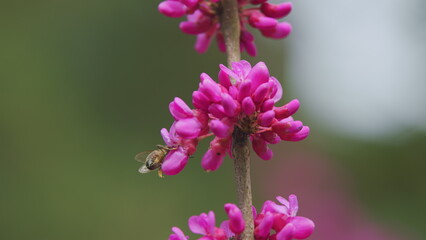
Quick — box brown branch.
[220,0,241,67]
[219,1,254,239]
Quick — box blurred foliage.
[0,0,425,240]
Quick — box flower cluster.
[168,195,314,240]
[158,0,293,55]
[156,60,309,176]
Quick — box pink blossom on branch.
[149,60,308,176]
[158,0,293,56]
[196,60,310,172]
[167,195,314,240]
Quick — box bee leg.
[157,169,164,178]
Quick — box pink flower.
[169,227,189,240]
[160,98,208,175]
[194,60,309,171]
[167,203,245,240]
[158,0,293,55]
[254,195,315,240]
[167,195,314,240]
[146,60,308,175]
[188,211,227,240]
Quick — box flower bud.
[195,33,212,53]
[242,97,256,115]
[158,1,187,18]
[201,149,225,171]
[274,99,300,120]
[261,2,292,19]
[261,22,292,39]
[258,110,275,127]
[175,118,201,139]
[162,149,189,175]
[224,204,245,235]
[169,97,194,120]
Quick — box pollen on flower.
[158,0,293,55]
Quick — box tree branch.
[220,1,254,239]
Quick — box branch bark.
[220,1,254,239]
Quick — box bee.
[135,145,175,178]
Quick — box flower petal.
[289,216,315,239]
[201,149,225,171]
[175,118,202,139]
[162,149,189,175]
[224,203,245,235]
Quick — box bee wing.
[134,151,152,163]
[138,165,152,174]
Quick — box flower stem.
[220,1,254,239]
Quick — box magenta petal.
[248,62,269,92]
[188,215,208,235]
[175,118,201,139]
[158,1,187,18]
[260,200,288,215]
[251,16,278,30]
[261,99,275,112]
[169,227,188,240]
[261,22,292,39]
[200,78,222,102]
[181,14,212,34]
[261,131,281,144]
[219,64,240,82]
[288,194,299,216]
[270,77,283,102]
[272,121,303,137]
[162,149,189,175]
[170,97,194,120]
[261,2,292,19]
[238,81,252,101]
[241,31,257,56]
[241,30,254,42]
[207,211,216,233]
[258,110,275,127]
[276,223,295,240]
[179,21,202,35]
[237,60,252,76]
[222,93,238,117]
[252,82,270,103]
[216,33,226,53]
[274,99,300,120]
[224,203,245,235]
[210,119,232,138]
[254,213,274,238]
[252,136,273,160]
[201,149,225,171]
[182,0,198,8]
[192,91,210,110]
[208,103,226,119]
[289,217,315,239]
[231,60,252,80]
[242,97,255,115]
[161,128,173,146]
[281,126,310,142]
[195,33,213,54]
[228,85,238,99]
[241,38,257,57]
[218,69,232,89]
[276,196,290,208]
[200,73,213,83]
[219,220,234,238]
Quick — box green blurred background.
[1,1,425,239]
